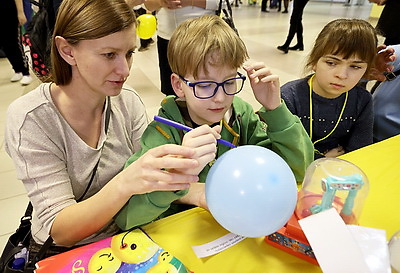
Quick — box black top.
[281,75,373,158]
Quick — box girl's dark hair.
[306,18,377,76]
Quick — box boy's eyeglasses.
[179,72,246,99]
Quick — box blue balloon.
[205,145,298,237]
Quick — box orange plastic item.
[264,213,318,265]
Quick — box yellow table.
[340,135,400,240]
[143,135,400,273]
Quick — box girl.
[281,18,378,158]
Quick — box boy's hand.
[180,125,221,175]
[176,182,208,209]
[243,61,281,111]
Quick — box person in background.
[115,15,314,231]
[269,0,289,12]
[0,0,33,85]
[281,0,290,13]
[22,0,33,30]
[372,44,400,142]
[5,0,215,259]
[281,19,378,159]
[277,0,309,53]
[368,0,400,46]
[133,5,156,52]
[261,0,271,12]
[144,0,219,96]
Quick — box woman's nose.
[115,57,131,78]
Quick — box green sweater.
[115,96,313,230]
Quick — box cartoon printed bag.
[34,229,191,273]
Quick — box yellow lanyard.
[308,74,348,147]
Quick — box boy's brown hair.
[306,18,378,76]
[168,15,248,79]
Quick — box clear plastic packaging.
[295,158,369,224]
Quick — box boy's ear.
[55,36,77,66]
[171,73,185,98]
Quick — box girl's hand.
[324,146,345,158]
[243,61,281,111]
[118,144,200,198]
[180,125,221,175]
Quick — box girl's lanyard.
[308,74,348,152]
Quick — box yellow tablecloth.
[339,135,400,240]
[143,135,400,273]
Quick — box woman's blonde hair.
[51,0,136,85]
[306,18,377,76]
[168,15,248,79]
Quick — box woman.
[5,0,217,259]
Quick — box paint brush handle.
[154,116,236,148]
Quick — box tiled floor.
[0,1,378,252]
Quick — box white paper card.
[192,233,246,258]
[347,225,391,273]
[299,208,371,273]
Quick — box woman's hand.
[118,144,201,199]
[180,125,221,175]
[243,61,281,111]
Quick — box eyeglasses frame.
[178,72,247,99]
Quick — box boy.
[115,15,313,230]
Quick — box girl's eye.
[351,65,362,70]
[325,61,335,66]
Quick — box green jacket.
[115,96,313,230]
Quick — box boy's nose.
[212,86,227,102]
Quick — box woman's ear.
[55,36,76,66]
[171,73,185,98]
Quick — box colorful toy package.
[34,229,191,273]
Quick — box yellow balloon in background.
[136,14,157,39]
